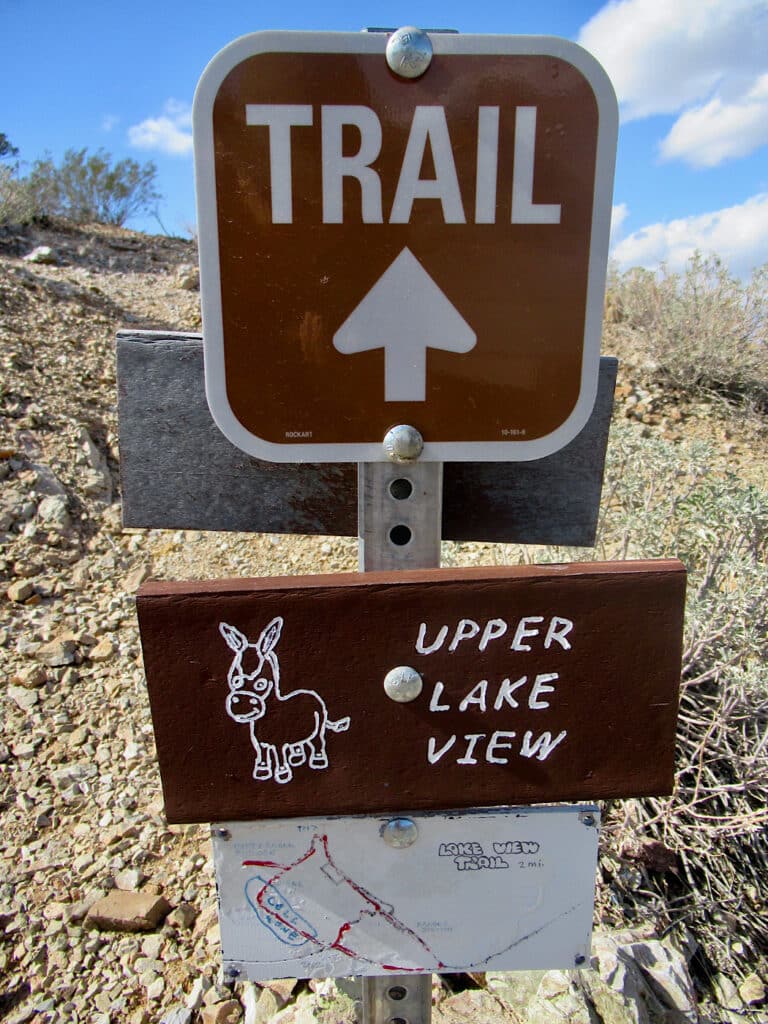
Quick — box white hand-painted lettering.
[493,676,527,710]
[528,673,558,710]
[427,734,457,764]
[478,617,507,651]
[429,681,450,712]
[456,733,485,765]
[510,616,545,651]
[416,622,449,655]
[485,730,517,764]
[220,618,350,784]
[415,616,574,655]
[426,730,566,766]
[520,729,567,761]
[458,680,487,713]
[544,616,573,650]
[448,618,480,652]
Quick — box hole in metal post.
[389,478,413,500]
[388,1018,408,1024]
[389,525,412,546]
[387,986,408,1001]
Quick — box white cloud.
[129,99,192,156]
[578,0,768,122]
[659,73,768,166]
[611,193,768,277]
[101,114,119,133]
[579,1,768,166]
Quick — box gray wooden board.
[117,331,617,544]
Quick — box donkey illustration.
[220,617,350,785]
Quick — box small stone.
[11,664,48,688]
[85,891,172,932]
[162,1009,194,1024]
[166,903,197,930]
[147,977,166,1000]
[114,867,145,890]
[23,245,58,264]
[251,988,279,1023]
[8,684,39,711]
[37,495,71,530]
[89,637,114,662]
[7,578,35,602]
[263,979,297,1005]
[124,563,150,592]
[176,265,199,290]
[36,637,77,667]
[186,975,212,1011]
[201,1001,242,1024]
[739,974,766,1006]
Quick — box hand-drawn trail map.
[212,806,598,980]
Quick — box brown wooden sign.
[194,32,617,463]
[137,560,685,824]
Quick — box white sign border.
[194,31,618,464]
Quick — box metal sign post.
[358,430,441,1023]
[123,22,679,1022]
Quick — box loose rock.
[85,890,172,932]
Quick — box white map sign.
[212,805,598,980]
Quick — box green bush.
[0,164,37,224]
[23,147,162,227]
[607,253,768,407]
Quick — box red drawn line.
[242,834,445,971]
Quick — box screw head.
[383,424,424,463]
[386,27,433,79]
[381,817,419,848]
[574,953,587,967]
[383,666,423,703]
[579,812,596,828]
[213,826,231,841]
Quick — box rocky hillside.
[1,220,765,1024]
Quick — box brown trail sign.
[194,31,617,463]
[136,559,685,825]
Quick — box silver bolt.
[579,812,596,828]
[383,424,424,463]
[386,27,433,79]
[213,827,231,841]
[381,817,419,848]
[383,666,423,703]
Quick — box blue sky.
[2,0,767,276]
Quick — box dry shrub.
[493,425,768,981]
[0,165,37,225]
[607,254,768,409]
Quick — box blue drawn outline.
[245,875,317,947]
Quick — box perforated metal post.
[358,450,441,1024]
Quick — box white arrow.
[333,247,476,402]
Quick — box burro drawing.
[220,617,351,784]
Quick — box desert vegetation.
[0,136,161,228]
